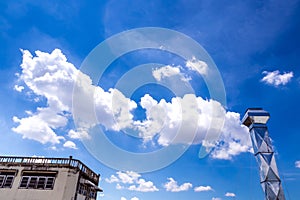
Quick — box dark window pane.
[19,175,55,190]
[3,175,14,188]
[78,184,84,194]
[19,176,30,188]
[45,177,55,189]
[0,175,5,188]
[37,177,46,189]
[90,189,96,198]
[28,177,38,189]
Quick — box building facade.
[0,156,102,200]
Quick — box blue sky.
[1,1,300,199]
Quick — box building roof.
[0,156,100,185]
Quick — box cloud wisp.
[261,70,293,86]
[295,161,300,168]
[121,197,139,200]
[194,185,213,192]
[225,192,236,197]
[186,56,208,76]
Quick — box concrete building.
[0,156,102,200]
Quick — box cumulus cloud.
[13,49,136,148]
[116,171,140,184]
[105,174,119,183]
[63,141,77,149]
[186,56,208,75]
[67,129,90,140]
[106,171,158,192]
[12,114,65,144]
[121,197,127,200]
[295,161,300,168]
[12,49,78,145]
[225,192,236,197]
[261,70,293,86]
[203,111,251,160]
[152,65,181,81]
[194,185,213,192]
[212,198,222,200]
[152,65,191,83]
[128,179,159,192]
[135,94,251,159]
[164,178,192,192]
[13,49,251,159]
[105,171,140,184]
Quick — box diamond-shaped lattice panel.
[249,124,285,200]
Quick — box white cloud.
[164,178,192,192]
[128,178,159,192]
[205,111,251,160]
[261,70,293,86]
[186,56,208,75]
[106,171,158,192]
[49,146,57,151]
[152,65,181,81]
[105,174,119,183]
[225,192,236,197]
[116,183,124,190]
[209,140,250,160]
[12,115,65,144]
[212,198,222,200]
[67,129,90,139]
[98,193,104,197]
[105,171,140,184]
[194,185,213,192]
[136,94,251,159]
[116,171,140,184]
[63,141,77,149]
[13,49,251,159]
[120,196,139,200]
[295,161,300,168]
[14,85,24,92]
[12,49,78,145]
[13,49,136,147]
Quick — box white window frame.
[19,176,30,188]
[19,175,55,190]
[0,175,5,188]
[0,174,15,188]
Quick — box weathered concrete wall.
[0,166,79,200]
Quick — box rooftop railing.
[0,156,99,184]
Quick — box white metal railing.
[0,156,99,184]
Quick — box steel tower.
[242,108,285,200]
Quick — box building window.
[78,183,97,198]
[89,189,96,198]
[19,176,29,188]
[19,172,56,190]
[28,176,38,189]
[37,177,46,189]
[45,177,55,189]
[78,183,88,196]
[0,171,16,188]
